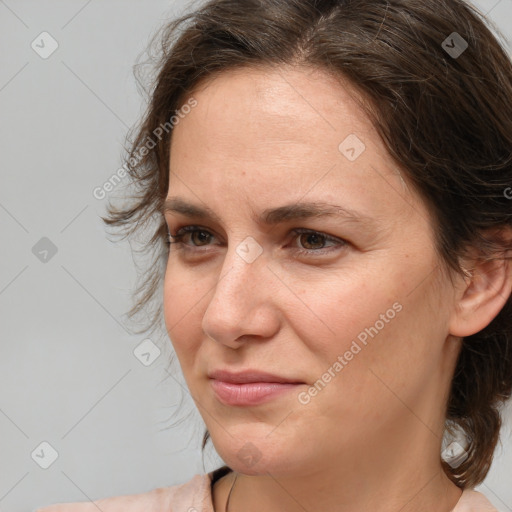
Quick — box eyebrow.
[163,197,377,228]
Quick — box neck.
[225,463,461,512]
[219,418,463,512]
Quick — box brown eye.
[291,228,347,257]
[167,225,347,258]
[167,226,216,247]
[298,232,328,250]
[188,230,212,246]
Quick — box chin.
[211,432,298,476]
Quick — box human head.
[105,0,512,488]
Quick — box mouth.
[208,369,305,406]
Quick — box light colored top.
[35,468,499,512]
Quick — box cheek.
[287,263,440,408]
[316,285,443,422]
[163,262,206,364]
[283,268,398,361]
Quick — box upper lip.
[208,369,303,384]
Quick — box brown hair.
[105,0,512,489]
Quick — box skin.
[163,65,512,512]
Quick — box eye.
[166,225,215,249]
[166,225,347,257]
[291,228,346,256]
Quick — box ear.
[449,230,512,338]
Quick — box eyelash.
[165,225,347,257]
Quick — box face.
[163,65,460,477]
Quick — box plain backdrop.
[0,1,511,511]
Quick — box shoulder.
[453,488,499,512]
[35,473,212,512]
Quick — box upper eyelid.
[167,225,345,245]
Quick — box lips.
[208,369,303,384]
[208,369,305,406]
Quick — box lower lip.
[210,379,302,406]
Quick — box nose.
[201,243,280,349]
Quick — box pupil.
[194,231,209,245]
[303,233,324,249]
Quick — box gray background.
[0,1,511,511]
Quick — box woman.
[37,0,512,510]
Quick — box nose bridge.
[210,237,265,313]
[202,236,270,343]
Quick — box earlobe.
[449,255,512,338]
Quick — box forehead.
[174,65,372,150]
[168,65,423,226]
